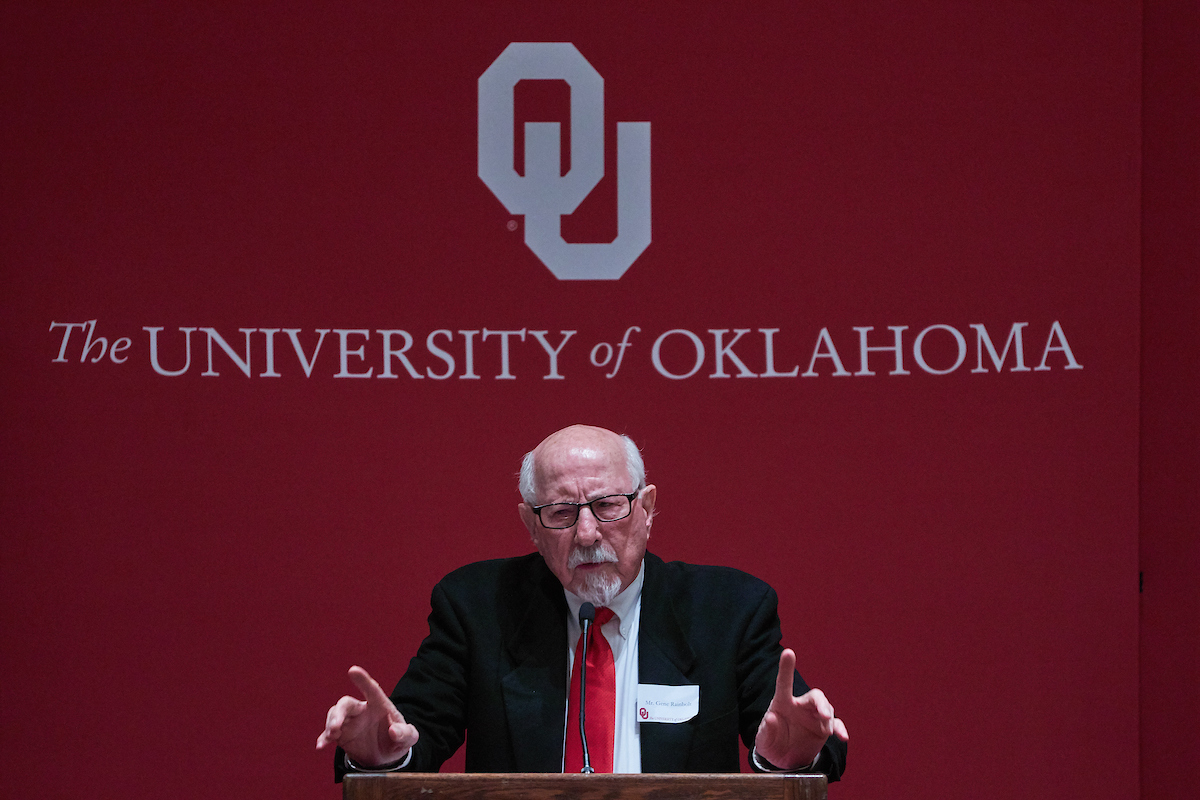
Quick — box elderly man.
[317,425,847,779]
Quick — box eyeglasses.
[530,492,639,529]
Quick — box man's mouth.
[567,543,619,570]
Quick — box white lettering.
[144,327,196,377]
[109,337,132,364]
[1035,321,1083,370]
[708,329,757,378]
[529,330,576,380]
[54,320,1076,382]
[426,330,455,380]
[482,328,525,379]
[608,326,639,378]
[591,342,613,367]
[971,322,1030,373]
[854,326,910,376]
[50,320,132,365]
[49,321,88,362]
[591,326,639,378]
[81,320,108,363]
[652,329,704,380]
[458,330,480,380]
[802,328,851,377]
[760,328,800,377]
[284,329,330,378]
[260,329,282,377]
[378,330,423,379]
[201,327,254,377]
[912,324,967,375]
[334,329,374,378]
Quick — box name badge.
[636,683,699,723]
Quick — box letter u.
[144,327,197,376]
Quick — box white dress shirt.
[563,561,644,773]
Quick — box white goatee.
[569,542,622,606]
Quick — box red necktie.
[564,607,616,773]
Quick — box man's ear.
[640,485,657,527]
[517,502,538,543]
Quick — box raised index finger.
[348,665,393,707]
[774,648,797,700]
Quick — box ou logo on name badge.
[478,42,651,281]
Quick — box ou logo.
[478,42,651,281]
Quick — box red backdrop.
[1140,0,1200,797]
[2,3,1181,799]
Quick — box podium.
[343,773,828,800]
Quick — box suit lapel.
[501,557,569,772]
[637,554,699,773]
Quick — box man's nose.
[574,506,602,545]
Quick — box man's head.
[517,425,657,606]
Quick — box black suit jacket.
[337,552,845,779]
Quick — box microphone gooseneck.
[577,602,596,774]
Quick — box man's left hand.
[753,648,849,770]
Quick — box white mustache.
[568,542,618,569]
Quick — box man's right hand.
[315,666,419,768]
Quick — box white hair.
[567,542,623,606]
[518,433,646,504]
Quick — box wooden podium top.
[343,773,827,800]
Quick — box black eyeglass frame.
[530,491,641,529]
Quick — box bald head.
[518,425,645,505]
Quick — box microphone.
[577,602,596,774]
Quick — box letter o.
[913,324,967,375]
[651,329,705,380]
[590,342,613,367]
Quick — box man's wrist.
[343,747,413,773]
[751,746,821,773]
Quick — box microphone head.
[579,602,596,623]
